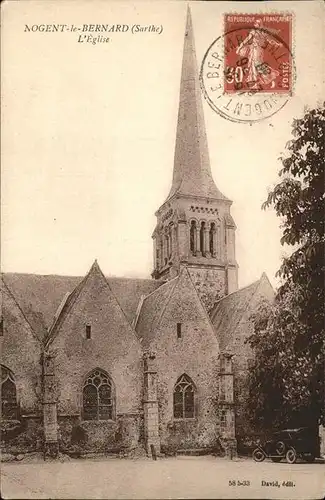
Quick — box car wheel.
[275,441,285,455]
[271,457,282,463]
[304,454,315,463]
[253,448,266,462]
[286,447,297,464]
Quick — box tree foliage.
[247,104,325,431]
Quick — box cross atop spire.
[166,7,227,202]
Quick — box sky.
[1,0,324,289]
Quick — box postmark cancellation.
[200,13,294,123]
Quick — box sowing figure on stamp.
[236,20,281,89]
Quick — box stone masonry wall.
[58,414,143,455]
[1,284,43,454]
[188,267,226,312]
[143,352,160,455]
[47,265,144,452]
[150,270,224,454]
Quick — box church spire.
[167,7,227,202]
[152,8,238,300]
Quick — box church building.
[1,10,274,459]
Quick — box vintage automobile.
[252,427,320,464]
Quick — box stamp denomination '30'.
[200,14,294,123]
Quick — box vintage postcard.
[1,0,324,499]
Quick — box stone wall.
[143,352,160,455]
[188,267,226,312]
[46,264,143,452]
[1,417,43,455]
[58,414,143,455]
[1,283,43,454]
[149,269,225,454]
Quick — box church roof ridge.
[2,270,161,283]
[141,275,178,304]
[2,271,165,336]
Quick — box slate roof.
[135,276,178,348]
[108,277,163,324]
[1,279,47,342]
[2,268,274,350]
[210,274,274,351]
[2,272,163,336]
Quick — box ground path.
[2,455,324,499]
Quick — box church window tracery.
[173,374,195,419]
[82,369,114,421]
[1,365,18,420]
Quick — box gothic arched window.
[1,365,18,420]
[83,369,114,421]
[173,374,196,419]
[190,221,196,254]
[209,222,216,256]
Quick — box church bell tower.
[152,8,238,307]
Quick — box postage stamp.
[224,14,293,94]
[200,13,294,123]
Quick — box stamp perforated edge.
[222,11,296,96]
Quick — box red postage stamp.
[223,14,293,94]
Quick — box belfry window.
[200,222,205,255]
[190,221,196,254]
[173,374,195,419]
[1,365,18,420]
[83,369,114,421]
[209,222,216,256]
[160,238,164,267]
[156,245,160,268]
[166,233,171,259]
[168,226,172,259]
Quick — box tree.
[246,104,325,431]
